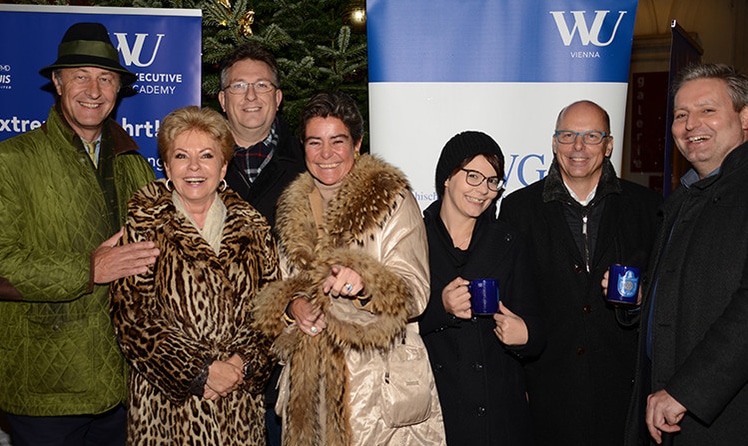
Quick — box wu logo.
[113,33,165,68]
[549,10,627,47]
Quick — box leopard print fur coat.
[111,180,278,445]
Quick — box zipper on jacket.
[582,208,590,273]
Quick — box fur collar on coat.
[253,154,416,446]
[542,157,622,206]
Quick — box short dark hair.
[219,42,280,89]
[448,153,504,187]
[298,91,364,143]
[672,63,748,112]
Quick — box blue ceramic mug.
[608,265,641,305]
[468,278,500,315]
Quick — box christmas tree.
[194,0,369,135]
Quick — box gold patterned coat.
[253,155,446,446]
[110,180,278,445]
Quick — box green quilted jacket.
[0,106,155,416]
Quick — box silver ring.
[345,283,353,292]
[310,326,318,334]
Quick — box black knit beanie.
[435,130,505,198]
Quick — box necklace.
[453,234,472,249]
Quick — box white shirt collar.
[563,182,597,206]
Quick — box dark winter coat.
[224,115,305,227]
[626,142,748,446]
[420,200,544,446]
[499,159,661,446]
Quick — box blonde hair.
[157,106,234,163]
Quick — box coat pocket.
[25,311,93,395]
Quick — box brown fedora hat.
[39,22,137,87]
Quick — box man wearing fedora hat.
[0,22,158,445]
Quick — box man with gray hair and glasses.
[500,100,661,446]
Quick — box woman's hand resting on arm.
[288,296,327,337]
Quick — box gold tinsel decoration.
[218,0,231,9]
[239,10,255,36]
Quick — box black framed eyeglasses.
[461,169,504,192]
[222,80,277,95]
[554,130,608,145]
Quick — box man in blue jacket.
[0,22,158,445]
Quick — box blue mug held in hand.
[468,278,499,315]
[607,265,641,305]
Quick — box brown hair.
[219,42,281,88]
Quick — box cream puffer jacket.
[253,154,446,446]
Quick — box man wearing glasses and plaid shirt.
[218,42,306,228]
[217,42,306,446]
[499,100,662,446]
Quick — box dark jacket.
[0,106,155,416]
[499,159,661,446]
[224,115,305,227]
[224,114,305,415]
[420,200,544,446]
[626,142,748,446]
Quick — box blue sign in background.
[367,0,638,83]
[0,5,202,176]
[366,0,638,208]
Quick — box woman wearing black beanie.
[419,130,545,445]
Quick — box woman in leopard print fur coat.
[111,106,278,445]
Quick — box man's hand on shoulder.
[92,228,159,284]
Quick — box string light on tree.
[344,0,366,33]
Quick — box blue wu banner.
[367,0,638,207]
[368,0,634,83]
[0,5,202,177]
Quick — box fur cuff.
[252,274,314,338]
[314,247,410,350]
